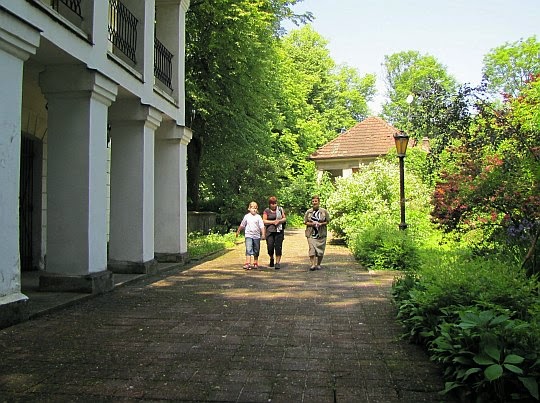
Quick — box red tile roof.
[310,116,400,160]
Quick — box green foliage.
[381,50,458,133]
[350,222,419,271]
[432,308,540,401]
[185,0,288,209]
[277,162,335,216]
[283,212,304,228]
[326,159,432,240]
[187,231,237,260]
[185,11,375,221]
[431,76,540,276]
[325,158,432,271]
[385,145,432,186]
[392,246,540,401]
[482,35,540,98]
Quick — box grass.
[187,231,237,260]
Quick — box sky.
[287,0,540,114]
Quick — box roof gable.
[310,116,399,160]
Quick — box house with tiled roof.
[310,116,401,180]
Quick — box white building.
[0,0,191,328]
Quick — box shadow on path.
[1,229,450,402]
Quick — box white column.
[108,100,162,273]
[155,123,192,262]
[39,65,117,293]
[155,0,190,117]
[0,9,40,328]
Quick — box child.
[236,201,266,270]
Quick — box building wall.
[0,0,192,328]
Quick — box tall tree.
[431,77,540,275]
[482,36,540,98]
[185,0,304,211]
[273,25,376,212]
[381,50,457,133]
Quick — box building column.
[108,100,162,273]
[0,9,41,328]
[155,0,189,114]
[155,122,192,262]
[39,65,117,293]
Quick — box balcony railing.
[51,0,83,19]
[154,36,173,89]
[108,0,138,64]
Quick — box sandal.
[243,263,250,270]
[252,263,258,269]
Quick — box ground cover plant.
[404,71,540,402]
[187,231,237,260]
[391,240,540,401]
[329,167,540,400]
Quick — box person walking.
[304,195,330,271]
[263,196,286,270]
[236,201,266,270]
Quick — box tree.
[185,0,304,211]
[272,26,376,212]
[185,5,376,225]
[482,36,540,98]
[431,77,540,275]
[381,50,457,133]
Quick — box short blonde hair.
[248,201,258,211]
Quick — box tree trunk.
[187,136,202,211]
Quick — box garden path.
[1,228,451,402]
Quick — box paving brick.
[0,229,454,401]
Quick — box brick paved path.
[0,229,449,402]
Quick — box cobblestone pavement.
[0,229,450,402]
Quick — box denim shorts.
[245,237,261,257]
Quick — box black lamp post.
[394,131,409,230]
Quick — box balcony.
[154,36,173,90]
[34,0,87,37]
[51,0,83,19]
[108,0,138,65]
[34,0,175,92]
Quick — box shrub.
[350,221,420,271]
[392,250,540,401]
[327,159,432,243]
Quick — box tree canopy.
[482,35,540,98]
[185,2,375,223]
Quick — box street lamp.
[394,131,409,230]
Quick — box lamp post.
[394,131,409,230]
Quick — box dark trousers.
[266,231,284,257]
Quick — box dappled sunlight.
[220,288,319,300]
[139,229,401,314]
[324,298,362,308]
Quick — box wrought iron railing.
[51,0,83,19]
[108,0,138,64]
[154,36,173,89]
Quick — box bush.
[327,159,432,242]
[431,307,540,401]
[392,250,540,401]
[350,221,420,271]
[284,212,305,228]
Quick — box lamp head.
[393,131,410,157]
